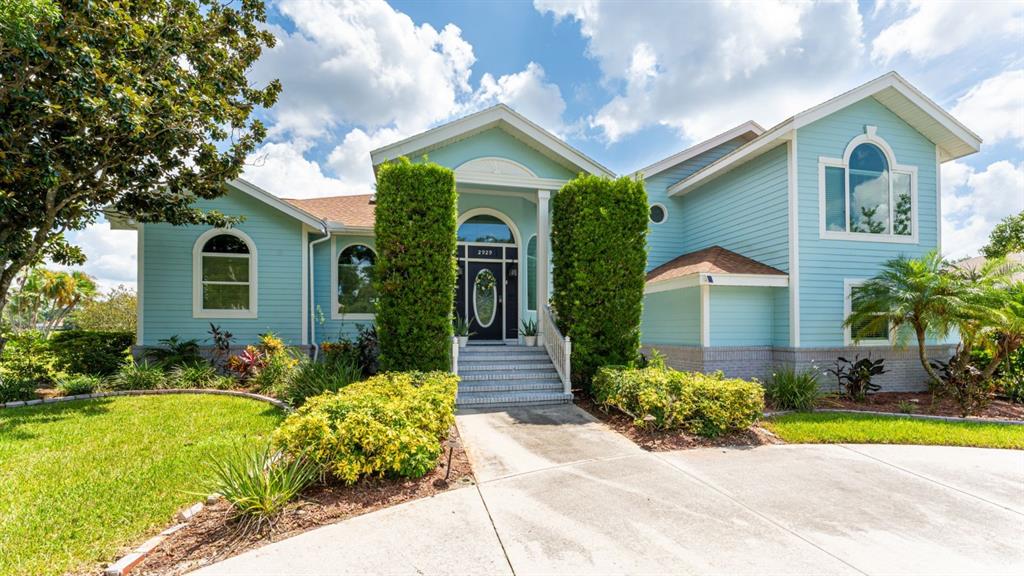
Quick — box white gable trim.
[228,179,325,229]
[370,104,614,177]
[635,121,764,180]
[668,72,982,197]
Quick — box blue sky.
[69,0,1023,290]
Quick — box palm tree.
[843,251,965,385]
[41,270,96,334]
[950,257,1024,379]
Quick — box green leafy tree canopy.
[0,0,280,346]
[982,212,1024,259]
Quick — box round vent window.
[649,203,667,224]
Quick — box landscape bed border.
[764,408,1024,426]
[0,388,292,412]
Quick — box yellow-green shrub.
[593,365,764,437]
[273,371,458,484]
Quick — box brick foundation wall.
[642,343,958,392]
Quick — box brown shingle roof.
[646,246,786,284]
[283,194,375,228]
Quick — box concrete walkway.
[194,405,1024,575]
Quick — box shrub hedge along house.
[117,72,982,406]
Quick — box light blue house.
[118,72,981,402]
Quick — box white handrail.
[541,305,571,394]
[450,335,460,374]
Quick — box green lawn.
[0,395,284,576]
[764,412,1024,450]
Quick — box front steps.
[456,345,573,409]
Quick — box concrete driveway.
[194,405,1024,575]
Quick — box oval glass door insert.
[473,268,497,328]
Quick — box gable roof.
[634,121,764,180]
[283,194,375,231]
[668,71,983,197]
[370,104,614,178]
[647,246,787,285]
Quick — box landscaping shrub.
[167,362,219,389]
[0,331,61,390]
[57,374,101,396]
[207,443,319,532]
[273,371,458,484]
[827,355,885,401]
[49,330,133,376]
[374,158,458,372]
[283,355,361,407]
[592,365,763,437]
[931,351,994,417]
[108,361,164,390]
[765,365,821,411]
[998,374,1024,404]
[551,174,648,386]
[0,373,38,403]
[146,335,202,368]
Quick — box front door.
[467,261,502,340]
[455,243,519,341]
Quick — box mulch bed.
[814,392,1024,421]
[576,395,782,452]
[128,426,475,576]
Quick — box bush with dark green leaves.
[49,330,133,376]
[765,365,821,411]
[284,355,362,407]
[108,361,164,390]
[273,371,458,484]
[0,331,62,395]
[593,365,764,437]
[551,175,648,386]
[167,362,220,389]
[57,374,102,396]
[374,158,458,372]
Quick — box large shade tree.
[0,0,280,353]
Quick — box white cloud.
[871,1,1024,64]
[244,140,363,198]
[952,68,1024,147]
[51,222,138,292]
[942,160,1024,259]
[253,0,477,139]
[471,62,567,136]
[535,0,865,143]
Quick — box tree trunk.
[916,323,941,386]
[0,272,13,358]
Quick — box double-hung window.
[193,229,257,318]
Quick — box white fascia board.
[456,173,568,191]
[645,272,788,294]
[370,104,615,177]
[635,121,765,180]
[228,178,326,230]
[668,123,794,196]
[668,72,983,197]
[325,222,375,235]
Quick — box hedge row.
[551,175,648,385]
[593,365,764,437]
[374,158,458,372]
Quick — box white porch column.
[536,189,551,346]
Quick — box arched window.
[193,229,257,318]
[458,214,515,243]
[337,244,377,317]
[820,129,915,240]
[526,235,537,311]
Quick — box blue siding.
[426,127,577,180]
[142,188,304,346]
[797,97,939,346]
[678,144,791,272]
[710,286,775,346]
[641,287,700,346]
[642,138,746,270]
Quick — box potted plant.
[454,316,472,348]
[520,318,538,346]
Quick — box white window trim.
[818,126,919,244]
[844,278,893,347]
[192,228,258,319]
[649,202,668,225]
[331,236,377,321]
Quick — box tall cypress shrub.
[374,158,458,371]
[551,175,648,386]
